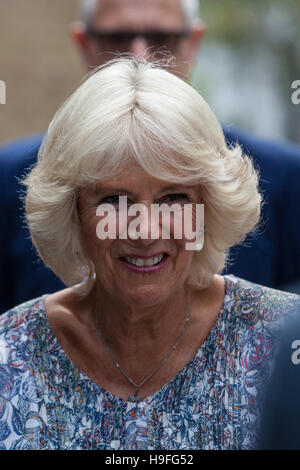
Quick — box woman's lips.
[119,253,169,273]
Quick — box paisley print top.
[0,275,299,450]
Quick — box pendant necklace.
[96,288,191,404]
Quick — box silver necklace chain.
[96,288,191,404]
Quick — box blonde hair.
[24,58,261,295]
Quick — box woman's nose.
[127,203,160,243]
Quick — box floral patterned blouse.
[0,275,299,450]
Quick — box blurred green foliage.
[200,0,300,45]
[196,0,300,143]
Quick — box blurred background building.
[0,0,82,144]
[0,0,299,145]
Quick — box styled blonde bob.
[24,58,261,295]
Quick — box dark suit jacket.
[258,309,300,450]
[223,127,300,291]
[1,128,300,313]
[0,134,64,313]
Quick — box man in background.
[258,307,300,450]
[1,0,300,313]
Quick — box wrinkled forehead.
[92,0,185,30]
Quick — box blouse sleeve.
[0,305,44,450]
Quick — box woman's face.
[79,166,202,307]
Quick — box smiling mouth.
[120,253,169,268]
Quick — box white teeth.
[125,254,164,267]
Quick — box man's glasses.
[86,29,189,54]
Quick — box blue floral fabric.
[0,275,299,450]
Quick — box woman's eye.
[99,195,134,206]
[100,195,121,205]
[99,193,189,206]
[160,193,189,204]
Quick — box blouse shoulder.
[0,296,46,367]
[225,274,300,328]
[0,297,47,449]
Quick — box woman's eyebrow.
[93,186,135,197]
[92,184,198,198]
[158,185,188,192]
[157,185,198,195]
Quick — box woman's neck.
[44,275,225,400]
[93,282,190,358]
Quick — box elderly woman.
[0,59,299,450]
